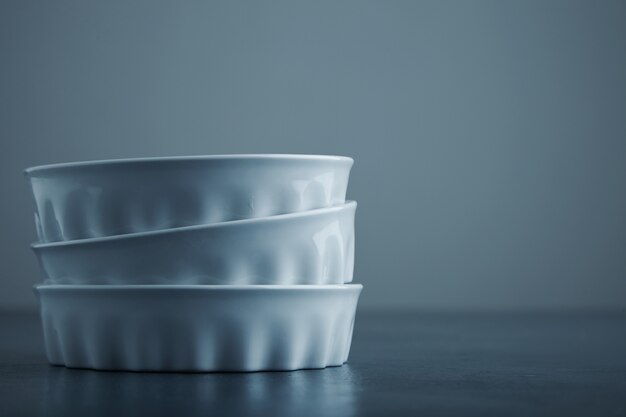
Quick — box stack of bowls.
[25,155,362,372]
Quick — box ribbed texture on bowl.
[36,285,362,372]
[26,155,353,242]
[33,202,356,285]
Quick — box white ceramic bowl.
[35,284,362,372]
[32,201,356,285]
[25,154,353,242]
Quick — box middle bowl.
[32,201,356,285]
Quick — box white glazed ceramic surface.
[25,155,353,242]
[32,202,356,285]
[35,284,362,372]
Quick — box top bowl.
[25,154,353,242]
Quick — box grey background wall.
[1,0,625,311]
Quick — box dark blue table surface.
[1,310,625,417]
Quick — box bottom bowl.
[35,284,362,372]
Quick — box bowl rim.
[31,200,357,250]
[24,154,354,177]
[34,283,363,292]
